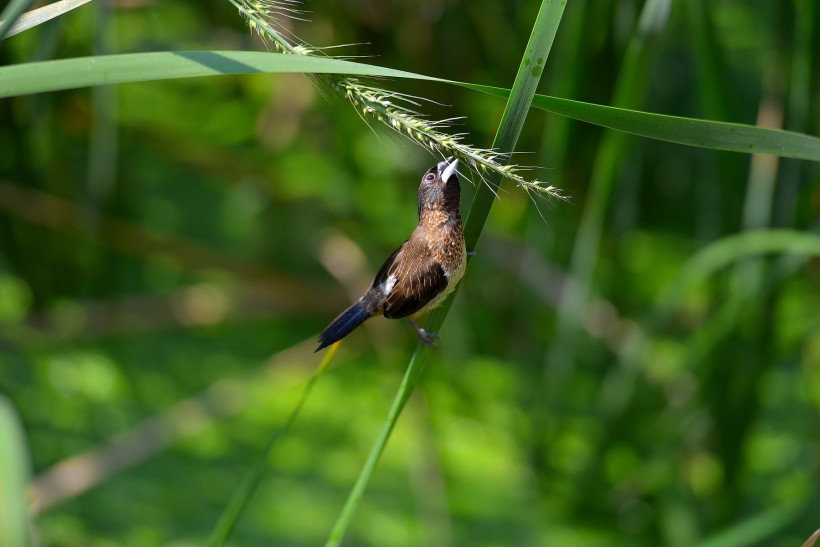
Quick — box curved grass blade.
[1,52,819,161]
[209,342,340,547]
[0,51,407,97]
[656,229,820,319]
[325,1,566,544]
[528,92,820,161]
[598,227,820,416]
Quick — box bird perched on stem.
[316,156,466,352]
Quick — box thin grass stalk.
[775,0,814,227]
[325,2,567,545]
[209,342,339,546]
[324,347,427,547]
[687,0,732,123]
[87,1,118,209]
[687,0,731,241]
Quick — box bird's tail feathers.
[315,301,372,352]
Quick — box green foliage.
[0,395,32,546]
[0,0,818,546]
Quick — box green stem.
[209,344,338,546]
[325,1,567,545]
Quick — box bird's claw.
[416,328,440,347]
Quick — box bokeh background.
[1,0,819,545]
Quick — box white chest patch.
[380,275,398,295]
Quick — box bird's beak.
[438,156,459,182]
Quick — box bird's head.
[418,156,460,216]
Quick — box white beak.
[439,157,459,182]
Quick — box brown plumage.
[316,157,466,352]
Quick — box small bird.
[316,156,466,352]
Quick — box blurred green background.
[1,0,819,545]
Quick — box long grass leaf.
[524,92,820,160]
[1,52,819,161]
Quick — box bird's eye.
[425,173,435,181]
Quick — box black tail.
[315,301,372,352]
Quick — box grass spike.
[230,0,566,202]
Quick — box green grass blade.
[324,347,428,547]
[524,92,820,160]
[325,2,566,545]
[461,0,565,246]
[2,52,819,161]
[655,229,820,318]
[776,0,815,226]
[0,395,32,547]
[598,227,820,416]
[1,0,94,39]
[0,51,399,97]
[537,0,587,165]
[636,226,820,397]
[0,0,34,40]
[686,0,732,122]
[685,0,733,240]
[208,343,339,547]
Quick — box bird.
[315,156,466,352]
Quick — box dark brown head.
[418,156,460,218]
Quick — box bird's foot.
[408,319,440,347]
[416,328,440,347]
